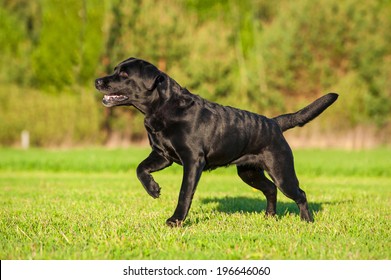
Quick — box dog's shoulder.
[143,89,193,132]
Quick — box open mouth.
[102,94,129,107]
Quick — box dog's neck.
[169,77,183,95]
[133,76,184,116]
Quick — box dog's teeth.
[103,95,128,102]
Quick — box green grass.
[0,147,390,259]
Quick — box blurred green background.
[1,0,390,148]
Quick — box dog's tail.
[273,93,338,132]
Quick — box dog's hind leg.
[237,165,277,217]
[263,145,313,222]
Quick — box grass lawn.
[0,147,390,259]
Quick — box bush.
[0,0,390,146]
[30,0,106,91]
[0,85,103,146]
[261,0,391,123]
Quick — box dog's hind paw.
[300,212,314,223]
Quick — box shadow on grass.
[201,196,323,219]
[186,197,354,226]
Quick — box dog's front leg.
[166,157,205,227]
[137,150,172,198]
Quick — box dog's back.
[166,90,283,169]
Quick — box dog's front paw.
[145,181,161,199]
[166,217,183,227]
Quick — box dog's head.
[95,58,165,110]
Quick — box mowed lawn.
[0,147,390,260]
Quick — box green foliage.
[30,0,106,90]
[0,85,103,146]
[0,5,29,84]
[261,0,391,122]
[0,0,390,146]
[0,148,390,259]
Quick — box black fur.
[95,57,338,227]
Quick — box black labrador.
[95,57,338,227]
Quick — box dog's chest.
[144,118,181,163]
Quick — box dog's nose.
[95,79,103,88]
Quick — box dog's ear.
[142,64,164,90]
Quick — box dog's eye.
[119,71,128,78]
